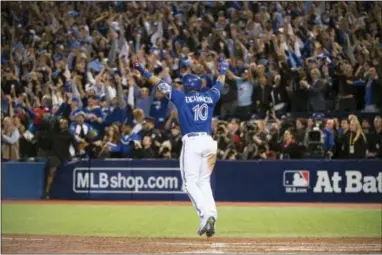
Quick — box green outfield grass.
[2,204,381,238]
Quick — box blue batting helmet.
[182,74,202,93]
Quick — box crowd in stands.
[2,1,382,163]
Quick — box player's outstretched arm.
[213,58,229,92]
[133,58,175,100]
[133,58,163,86]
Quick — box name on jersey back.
[185,95,213,104]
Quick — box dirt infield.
[2,235,381,254]
[3,200,382,209]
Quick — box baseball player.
[134,58,229,237]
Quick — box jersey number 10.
[192,103,208,121]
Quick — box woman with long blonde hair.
[344,118,368,159]
[94,125,121,158]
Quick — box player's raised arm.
[208,58,229,101]
[133,58,174,99]
[133,58,161,85]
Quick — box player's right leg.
[199,153,217,219]
[180,137,208,234]
[199,138,218,237]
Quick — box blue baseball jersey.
[84,106,103,138]
[150,96,170,128]
[158,81,222,136]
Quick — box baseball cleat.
[197,217,209,236]
[206,216,216,238]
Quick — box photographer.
[158,140,173,160]
[280,130,304,159]
[263,111,281,159]
[266,122,282,157]
[213,121,234,159]
[223,144,241,160]
[167,122,182,159]
[242,121,266,160]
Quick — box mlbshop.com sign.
[73,167,184,194]
[44,159,382,202]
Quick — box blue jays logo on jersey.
[153,101,162,110]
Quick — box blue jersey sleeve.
[157,82,185,107]
[205,81,223,104]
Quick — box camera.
[245,122,258,135]
[216,127,225,135]
[307,129,324,158]
[162,147,170,154]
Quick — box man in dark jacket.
[44,117,77,199]
[255,76,272,115]
[301,68,326,112]
[335,119,350,159]
[271,74,289,116]
[361,67,381,112]
[369,116,382,158]
[133,135,156,159]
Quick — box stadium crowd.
[2,1,382,164]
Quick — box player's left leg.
[180,138,209,235]
[198,138,218,237]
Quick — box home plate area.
[2,235,381,254]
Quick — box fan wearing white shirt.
[69,111,92,155]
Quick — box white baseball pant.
[180,133,218,221]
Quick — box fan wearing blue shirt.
[104,76,134,127]
[84,95,103,139]
[134,57,229,238]
[150,88,170,129]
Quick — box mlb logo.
[283,170,310,187]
